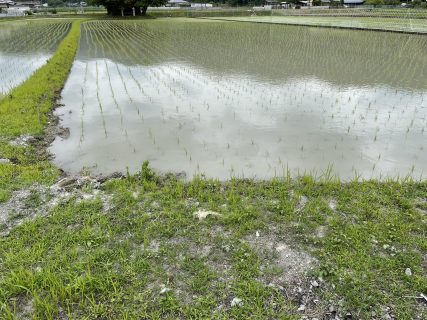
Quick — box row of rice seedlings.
[79,62,89,144]
[104,60,124,128]
[95,61,108,137]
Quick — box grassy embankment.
[1,169,426,319]
[0,17,426,320]
[0,20,82,202]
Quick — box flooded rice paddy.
[51,19,427,180]
[207,16,427,34]
[0,20,71,95]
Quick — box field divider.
[0,19,85,202]
[0,19,84,138]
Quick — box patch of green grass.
[0,161,57,203]
[0,189,8,202]
[0,170,425,318]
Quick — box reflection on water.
[50,20,427,180]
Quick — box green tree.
[90,0,167,15]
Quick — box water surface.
[51,20,427,180]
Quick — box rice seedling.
[95,61,108,137]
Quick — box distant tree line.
[90,0,167,15]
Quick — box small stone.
[151,201,160,209]
[160,287,171,294]
[10,135,33,146]
[311,280,319,287]
[328,199,337,211]
[296,195,307,211]
[222,244,231,252]
[97,172,124,183]
[0,158,11,164]
[405,268,412,276]
[297,304,305,312]
[256,231,260,237]
[78,176,95,187]
[58,127,70,139]
[57,177,77,188]
[82,193,95,201]
[275,243,289,252]
[315,226,327,238]
[193,209,221,220]
[230,297,243,307]
[185,198,199,208]
[329,305,335,312]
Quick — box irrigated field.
[51,19,427,180]
[206,15,427,34]
[0,20,71,96]
[0,18,426,320]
